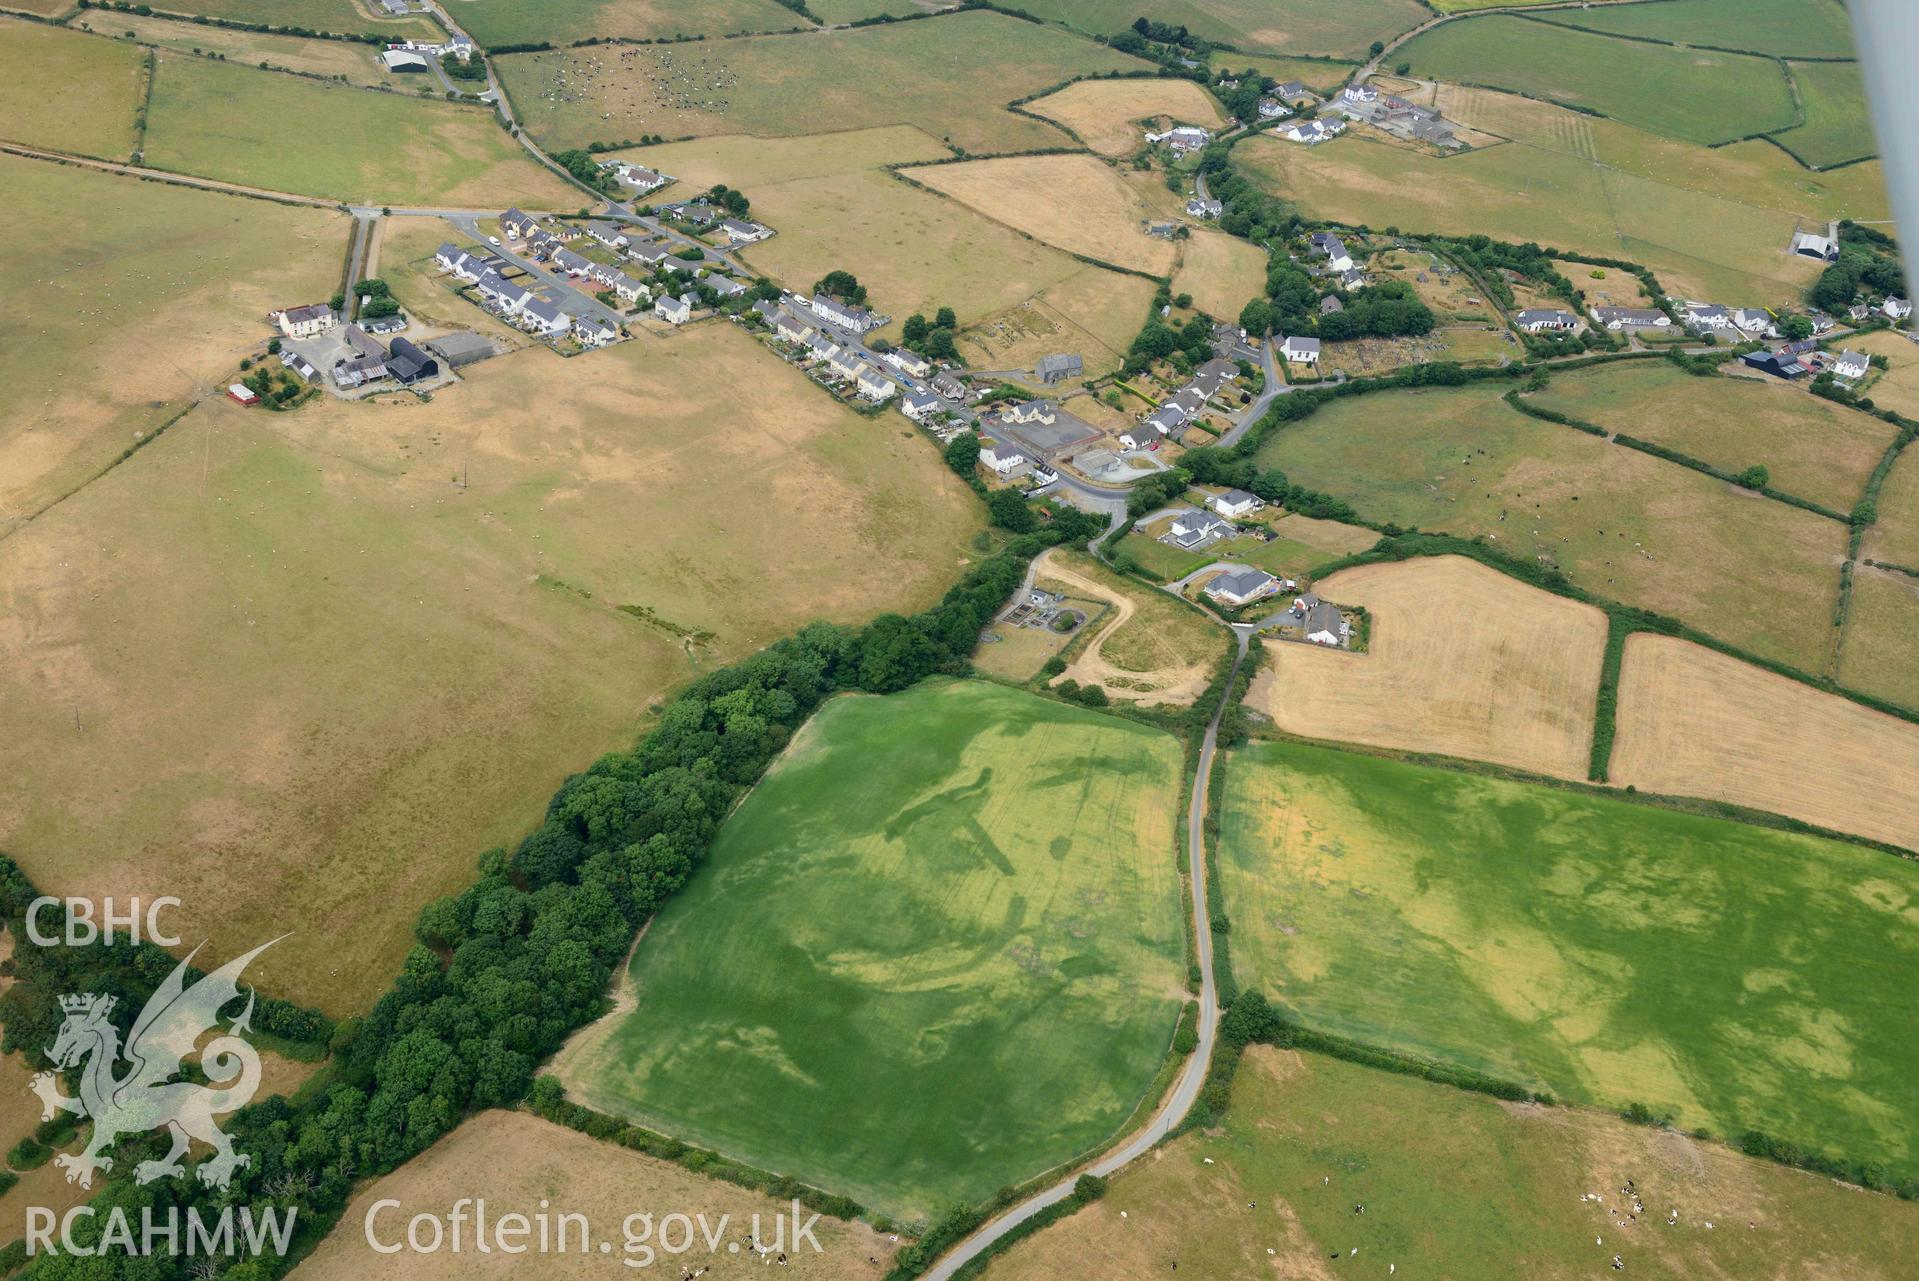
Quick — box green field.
[806,0,926,23]
[1218,739,1919,1179]
[449,0,806,49]
[1399,15,1797,146]
[1252,381,1847,671]
[1527,362,1896,514]
[146,0,442,39]
[1772,60,1877,168]
[552,680,1188,1220]
[0,18,145,158]
[999,0,1425,60]
[141,53,577,204]
[987,1048,1919,1281]
[498,9,1151,155]
[1537,0,1856,59]
[74,11,393,87]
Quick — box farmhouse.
[654,293,694,325]
[273,303,335,339]
[1211,488,1261,519]
[1036,352,1083,384]
[810,292,882,332]
[384,336,439,385]
[1731,308,1778,338]
[1280,335,1321,365]
[1168,508,1229,550]
[1281,118,1343,146]
[1340,84,1379,106]
[1515,309,1578,333]
[518,297,572,336]
[980,440,1027,475]
[1592,306,1670,331]
[1309,232,1353,272]
[1790,229,1840,261]
[901,390,942,421]
[1883,296,1913,321]
[605,161,670,194]
[1205,567,1278,608]
[1147,125,1213,152]
[1831,349,1871,380]
[500,209,540,240]
[1186,195,1223,219]
[720,218,773,244]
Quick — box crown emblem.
[58,993,114,1017]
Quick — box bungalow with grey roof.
[1145,405,1185,435]
[1591,306,1670,331]
[1205,567,1278,608]
[1211,489,1261,519]
[605,161,671,194]
[585,220,630,249]
[1304,599,1349,646]
[1280,335,1321,364]
[1279,117,1344,145]
[1515,309,1579,333]
[1831,349,1871,380]
[719,217,772,244]
[707,276,748,299]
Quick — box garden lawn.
[551,680,1188,1221]
[140,54,576,205]
[1398,16,1796,147]
[1218,739,1919,1181]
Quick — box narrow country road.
[922,628,1249,1280]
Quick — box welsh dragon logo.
[30,938,280,1192]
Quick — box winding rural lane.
[923,628,1249,1280]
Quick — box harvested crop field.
[552,680,1187,1221]
[1610,634,1919,851]
[1173,229,1267,325]
[0,152,344,533]
[297,1109,896,1280]
[1023,76,1226,156]
[985,1047,1919,1281]
[143,0,442,39]
[1526,361,1897,514]
[75,12,391,86]
[0,325,982,1016]
[908,153,1177,275]
[1252,383,1850,671]
[0,18,145,157]
[1245,555,1607,779]
[1837,567,1919,715]
[1850,331,1919,423]
[142,55,576,205]
[498,10,1149,155]
[1217,739,1919,1180]
[1037,549,1224,706]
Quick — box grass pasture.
[1398,16,1797,147]
[551,680,1187,1220]
[75,11,390,86]
[1850,331,1919,424]
[451,0,804,48]
[0,324,983,1016]
[985,1048,1919,1281]
[499,11,1149,155]
[1535,0,1857,60]
[0,152,343,531]
[1036,549,1224,706]
[1837,567,1919,715]
[1863,435,1919,570]
[610,123,948,189]
[299,1110,896,1280]
[141,0,442,39]
[142,54,576,205]
[1172,229,1266,325]
[1217,739,1919,1180]
[1527,361,1897,514]
[1252,382,1848,671]
[1611,635,1919,851]
[1772,60,1877,169]
[1022,76,1225,156]
[807,0,929,22]
[1002,0,1426,60]
[0,17,145,158]
[907,153,1177,275]
[1245,555,1608,779]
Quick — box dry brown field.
[611,124,947,190]
[1037,550,1222,706]
[956,267,1157,380]
[1023,76,1226,156]
[1851,330,1919,422]
[1836,567,1919,716]
[0,0,77,14]
[75,12,389,85]
[1555,257,1655,309]
[295,1109,897,1280]
[1263,511,1378,555]
[1245,555,1608,779]
[0,325,982,1016]
[0,17,146,157]
[1173,228,1266,324]
[907,153,1178,275]
[1611,633,1919,851]
[1865,441,1919,569]
[0,152,344,534]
